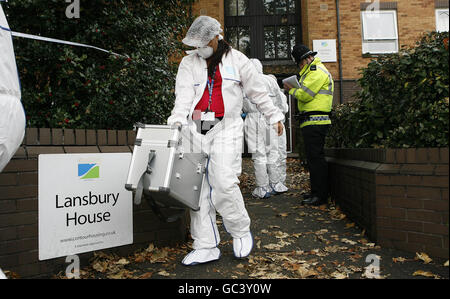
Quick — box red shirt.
[193,67,225,119]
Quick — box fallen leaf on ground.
[341,238,357,245]
[415,252,432,264]
[157,270,171,277]
[297,266,318,278]
[115,258,130,265]
[274,231,290,239]
[392,257,407,263]
[345,223,355,228]
[315,229,328,235]
[139,272,153,279]
[92,261,108,273]
[412,270,439,279]
[444,261,449,267]
[331,271,348,279]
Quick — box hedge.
[327,31,449,149]
[4,0,195,130]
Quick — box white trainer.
[233,232,253,258]
[181,248,221,266]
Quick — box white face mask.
[197,46,214,59]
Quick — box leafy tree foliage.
[327,32,449,148]
[4,0,195,129]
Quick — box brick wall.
[0,128,188,278]
[302,0,442,80]
[192,0,446,103]
[192,0,224,26]
[326,148,449,258]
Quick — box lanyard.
[206,67,217,112]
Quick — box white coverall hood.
[0,4,26,172]
[182,16,223,48]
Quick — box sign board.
[313,39,337,63]
[38,153,133,260]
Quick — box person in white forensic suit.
[1,3,26,279]
[267,73,289,193]
[243,59,289,198]
[167,16,284,265]
[0,4,25,173]
[242,91,272,199]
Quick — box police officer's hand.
[275,121,284,136]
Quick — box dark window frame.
[224,0,301,62]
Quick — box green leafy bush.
[4,0,195,129]
[327,31,449,148]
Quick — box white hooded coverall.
[268,75,289,191]
[243,60,289,196]
[0,4,26,172]
[167,48,284,250]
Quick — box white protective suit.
[0,4,26,172]
[267,74,289,192]
[167,48,284,254]
[243,60,289,197]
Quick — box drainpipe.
[336,0,344,104]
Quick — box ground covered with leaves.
[49,158,448,280]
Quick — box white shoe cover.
[182,248,221,266]
[233,232,253,258]
[252,186,272,199]
[271,182,288,193]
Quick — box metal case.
[125,125,206,211]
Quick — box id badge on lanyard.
[201,111,215,121]
[201,67,216,121]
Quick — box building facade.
[191,0,449,105]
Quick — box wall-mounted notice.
[38,153,132,260]
[313,39,337,63]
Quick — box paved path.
[53,158,449,279]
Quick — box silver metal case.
[125,125,206,211]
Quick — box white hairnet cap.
[182,16,223,48]
[250,58,263,74]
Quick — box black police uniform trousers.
[301,124,330,202]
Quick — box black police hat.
[291,44,317,64]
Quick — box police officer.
[283,44,333,206]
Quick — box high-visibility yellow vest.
[289,58,333,128]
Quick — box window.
[225,0,301,61]
[225,0,249,16]
[361,10,398,54]
[226,26,251,56]
[264,25,297,59]
[263,0,296,15]
[436,8,449,32]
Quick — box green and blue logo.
[78,163,100,179]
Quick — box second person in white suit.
[243,59,289,198]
